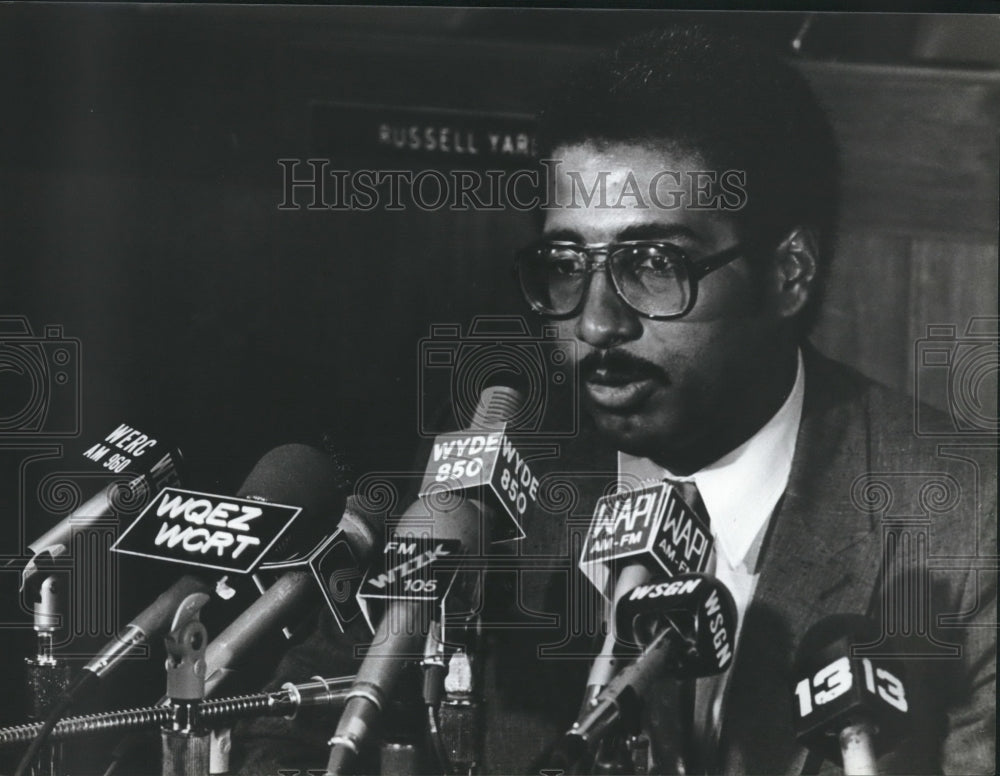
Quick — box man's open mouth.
[584,369,659,410]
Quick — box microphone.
[82,444,359,695]
[97,447,379,776]
[792,615,909,775]
[578,481,713,708]
[567,572,737,761]
[326,385,534,775]
[21,446,183,586]
[203,495,384,696]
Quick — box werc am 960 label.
[81,422,162,475]
[111,487,302,573]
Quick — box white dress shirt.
[617,349,806,758]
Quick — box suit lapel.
[717,353,886,774]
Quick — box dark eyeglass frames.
[514,240,745,320]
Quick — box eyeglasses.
[514,240,745,320]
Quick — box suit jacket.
[232,350,996,775]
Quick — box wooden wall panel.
[800,62,1000,240]
[907,240,999,395]
[907,240,998,333]
[800,64,999,405]
[813,234,998,408]
[812,231,914,390]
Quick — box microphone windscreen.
[794,614,880,671]
[341,495,386,559]
[238,444,346,512]
[792,613,909,758]
[238,444,351,561]
[616,573,737,676]
[469,385,527,430]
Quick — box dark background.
[2,6,998,486]
[0,4,996,767]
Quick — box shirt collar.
[618,349,805,568]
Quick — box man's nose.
[574,270,642,348]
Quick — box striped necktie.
[666,477,714,573]
[669,478,707,522]
[664,478,719,774]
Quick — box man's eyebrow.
[540,224,702,244]
[540,228,584,242]
[616,223,700,243]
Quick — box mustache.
[579,350,669,383]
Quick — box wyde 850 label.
[421,425,539,538]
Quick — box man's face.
[544,142,795,468]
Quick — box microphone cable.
[14,670,98,776]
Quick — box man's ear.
[771,227,819,319]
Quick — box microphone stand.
[566,627,684,776]
[24,573,71,776]
[0,677,356,749]
[426,614,483,776]
[838,720,879,776]
[6,587,354,776]
[160,593,212,776]
[102,569,315,774]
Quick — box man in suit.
[233,24,995,775]
[511,23,994,774]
